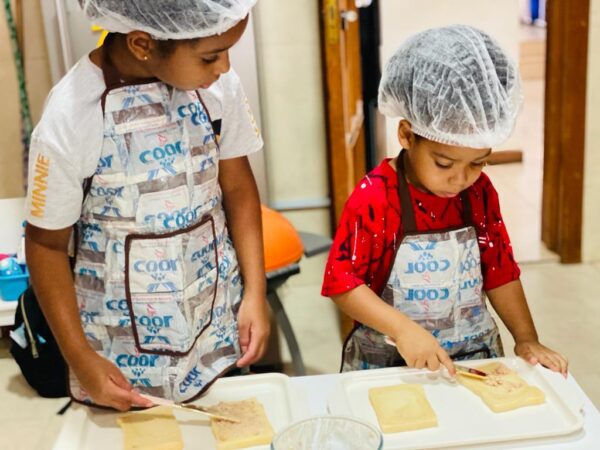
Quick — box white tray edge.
[327,357,585,449]
[52,372,311,450]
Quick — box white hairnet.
[378,25,522,148]
[79,0,256,40]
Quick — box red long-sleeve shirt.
[322,158,520,297]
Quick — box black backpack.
[9,180,93,399]
[9,286,68,398]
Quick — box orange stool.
[261,206,332,376]
[262,206,304,272]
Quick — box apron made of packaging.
[342,151,504,371]
[69,41,243,404]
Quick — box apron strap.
[195,91,222,153]
[460,190,473,226]
[396,149,475,232]
[396,150,417,233]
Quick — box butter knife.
[383,335,488,380]
[454,364,489,380]
[140,393,240,423]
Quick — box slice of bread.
[210,397,274,450]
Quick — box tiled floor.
[485,78,557,264]
[0,340,67,450]
[484,25,553,264]
[485,68,553,263]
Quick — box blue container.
[0,264,29,301]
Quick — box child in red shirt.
[322,25,567,376]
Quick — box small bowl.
[271,415,383,450]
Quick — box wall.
[0,0,24,199]
[583,0,600,262]
[0,0,52,199]
[378,0,520,157]
[229,16,269,201]
[253,0,331,283]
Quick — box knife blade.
[139,393,240,423]
[454,364,489,380]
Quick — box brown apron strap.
[396,149,474,230]
[396,150,417,233]
[460,190,473,226]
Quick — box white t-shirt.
[25,55,263,230]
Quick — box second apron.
[342,152,504,371]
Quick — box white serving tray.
[53,372,309,450]
[328,357,584,450]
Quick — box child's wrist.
[65,345,96,370]
[389,313,414,343]
[513,333,539,345]
[241,278,266,299]
[241,290,267,303]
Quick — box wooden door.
[321,0,367,338]
[542,0,590,263]
[321,0,367,227]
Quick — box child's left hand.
[236,295,271,367]
[514,340,568,377]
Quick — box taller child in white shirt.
[25,0,269,411]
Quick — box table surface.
[52,370,599,450]
[290,372,600,449]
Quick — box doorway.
[323,0,590,264]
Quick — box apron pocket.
[125,215,218,355]
[110,337,171,390]
[129,292,191,352]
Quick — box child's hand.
[394,321,456,376]
[236,295,271,367]
[71,351,153,411]
[515,340,568,377]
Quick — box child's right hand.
[393,321,456,376]
[71,351,153,411]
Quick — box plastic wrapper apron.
[342,151,504,371]
[70,42,243,404]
